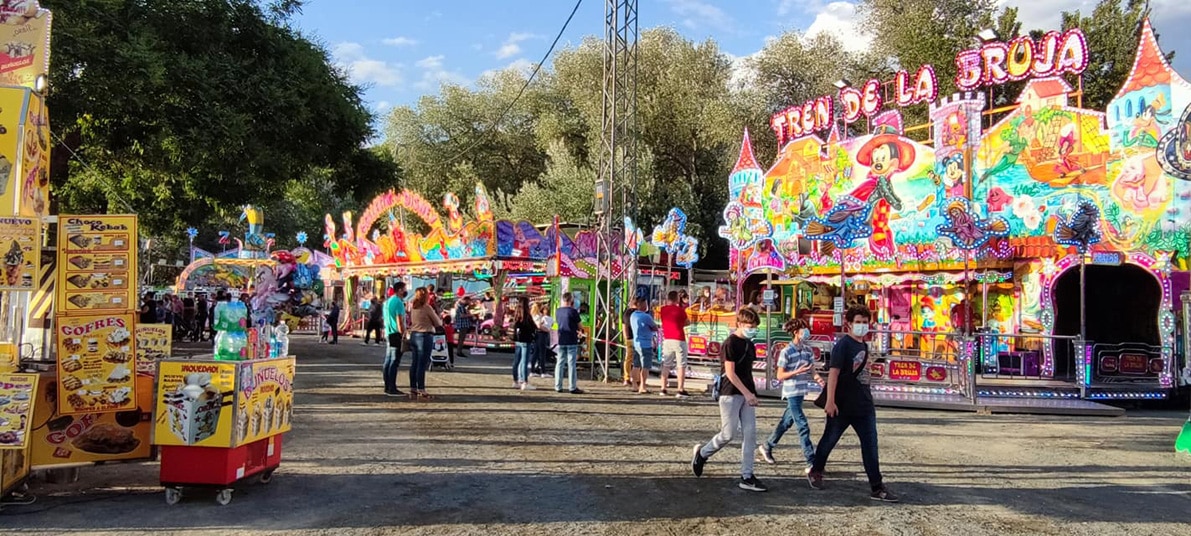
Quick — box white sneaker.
[521,383,537,391]
[513,382,521,389]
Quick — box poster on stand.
[0,3,51,89]
[29,372,151,466]
[152,360,236,447]
[134,324,172,375]
[0,87,25,214]
[18,90,49,218]
[0,216,37,290]
[235,358,294,446]
[56,215,137,314]
[0,373,37,449]
[55,313,137,415]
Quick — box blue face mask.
[742,327,759,339]
[799,328,810,340]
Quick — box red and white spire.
[732,128,761,174]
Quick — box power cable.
[407,0,584,169]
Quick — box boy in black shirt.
[690,308,766,492]
[808,306,898,502]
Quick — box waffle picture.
[67,234,92,248]
[68,256,92,269]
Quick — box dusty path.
[4,335,1190,536]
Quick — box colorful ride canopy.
[729,20,1191,275]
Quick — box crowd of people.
[139,290,227,342]
[334,281,896,501]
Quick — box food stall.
[721,19,1190,405]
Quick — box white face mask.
[851,323,869,338]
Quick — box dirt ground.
[3,334,1190,536]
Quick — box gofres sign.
[769,28,1089,147]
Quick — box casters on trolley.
[215,489,233,506]
[164,487,182,505]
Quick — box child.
[320,312,331,343]
[443,314,457,370]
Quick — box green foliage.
[1059,0,1170,111]
[45,0,389,253]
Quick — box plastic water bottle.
[213,331,248,361]
[274,323,290,358]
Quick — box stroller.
[429,329,452,370]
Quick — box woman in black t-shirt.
[690,307,767,493]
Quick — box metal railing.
[975,332,1079,382]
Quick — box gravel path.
[4,335,1190,535]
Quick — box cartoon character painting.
[844,124,916,257]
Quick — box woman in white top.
[530,302,553,377]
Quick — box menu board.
[235,358,294,446]
[0,373,37,449]
[55,313,138,415]
[56,215,137,315]
[134,324,172,375]
[30,372,152,467]
[0,216,38,291]
[152,360,236,447]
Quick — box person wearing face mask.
[382,283,409,397]
[690,307,767,493]
[757,318,824,473]
[807,306,898,502]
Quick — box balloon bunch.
[252,247,325,324]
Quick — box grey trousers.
[699,394,756,478]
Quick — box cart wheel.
[215,489,233,506]
[165,487,182,505]
[259,469,275,484]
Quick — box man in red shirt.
[659,290,691,398]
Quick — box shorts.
[661,339,687,368]
[633,343,654,370]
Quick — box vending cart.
[152,356,295,505]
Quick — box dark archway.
[1052,263,1161,379]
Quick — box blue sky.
[294,0,1191,118]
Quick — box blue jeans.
[409,332,434,391]
[532,331,550,374]
[811,410,884,491]
[633,343,654,369]
[554,345,578,391]
[513,342,531,383]
[765,396,816,466]
[383,338,403,393]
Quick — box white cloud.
[376,100,392,112]
[331,42,402,87]
[724,52,757,93]
[496,32,536,60]
[666,0,735,32]
[482,58,537,80]
[805,2,870,53]
[414,55,467,90]
[382,36,418,47]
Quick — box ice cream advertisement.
[0,87,21,215]
[0,216,37,291]
[134,324,172,375]
[55,313,138,415]
[18,90,47,217]
[235,357,295,446]
[0,2,51,89]
[152,360,236,447]
[0,373,37,449]
[56,215,137,315]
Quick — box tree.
[45,0,384,243]
[384,70,547,216]
[508,140,596,224]
[1060,0,1173,111]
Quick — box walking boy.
[758,318,823,472]
[807,306,898,502]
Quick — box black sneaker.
[555,388,563,393]
[385,389,404,397]
[757,444,776,464]
[739,475,767,492]
[807,471,824,490]
[870,486,899,502]
[569,388,584,394]
[691,445,706,477]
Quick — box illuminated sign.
[955,29,1089,91]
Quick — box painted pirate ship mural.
[726,20,1191,397]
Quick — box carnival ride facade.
[724,21,1191,402]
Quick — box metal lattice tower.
[592,0,638,381]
